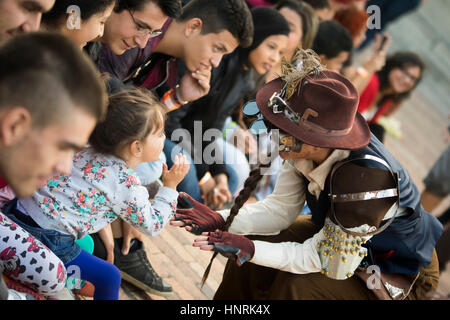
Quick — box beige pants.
[214,215,440,300]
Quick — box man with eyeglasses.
[84,0,182,84]
[96,0,254,107]
[84,0,182,71]
[98,0,181,56]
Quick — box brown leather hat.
[256,70,371,150]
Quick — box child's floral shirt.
[19,148,178,239]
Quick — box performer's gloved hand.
[194,231,255,266]
[170,192,225,235]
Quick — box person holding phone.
[333,6,392,93]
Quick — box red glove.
[206,231,254,266]
[175,192,226,235]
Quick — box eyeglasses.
[399,67,420,83]
[127,8,163,37]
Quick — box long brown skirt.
[214,215,440,300]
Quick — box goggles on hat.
[243,100,304,152]
[267,82,301,124]
[242,82,301,135]
[242,100,275,135]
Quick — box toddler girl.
[5,88,189,300]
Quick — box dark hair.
[43,0,117,27]
[115,0,182,18]
[201,159,272,286]
[377,51,425,103]
[89,88,166,156]
[178,0,254,48]
[0,32,107,127]
[274,0,319,49]
[302,0,330,10]
[312,20,353,59]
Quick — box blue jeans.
[163,139,240,202]
[4,199,81,265]
[214,138,249,196]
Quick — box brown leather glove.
[206,231,254,266]
[175,192,226,235]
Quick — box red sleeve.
[371,99,393,123]
[358,73,380,113]
[0,177,7,189]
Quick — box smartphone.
[378,34,388,52]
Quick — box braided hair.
[201,159,272,286]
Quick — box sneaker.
[114,240,172,297]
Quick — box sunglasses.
[242,100,274,135]
[242,100,304,152]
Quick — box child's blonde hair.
[89,88,166,156]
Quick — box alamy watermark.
[169,122,281,175]
[367,5,381,30]
[66,264,81,280]
[66,5,81,30]
[366,265,382,290]
[63,4,382,32]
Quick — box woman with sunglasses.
[171,49,442,300]
[358,51,425,142]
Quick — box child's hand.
[162,153,190,190]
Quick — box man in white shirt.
[172,53,442,300]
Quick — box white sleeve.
[250,230,326,274]
[218,161,307,236]
[250,221,375,275]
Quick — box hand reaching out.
[170,192,225,235]
[193,230,255,266]
[162,153,190,190]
